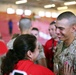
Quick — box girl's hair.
[1,34,37,75]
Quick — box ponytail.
[1,49,19,75]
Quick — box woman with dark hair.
[1,34,54,75]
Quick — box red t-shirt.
[12,60,55,75]
[44,38,58,70]
[0,41,8,56]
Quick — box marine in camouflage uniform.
[53,11,76,75]
[54,37,76,75]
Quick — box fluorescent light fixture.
[24,10,32,16]
[7,8,15,14]
[45,12,51,17]
[64,1,76,5]
[38,11,45,17]
[16,9,23,15]
[16,0,27,4]
[44,4,55,8]
[57,6,68,10]
[51,12,59,18]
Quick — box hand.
[63,63,73,75]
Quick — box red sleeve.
[44,41,50,59]
[44,39,57,59]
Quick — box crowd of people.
[0,11,76,75]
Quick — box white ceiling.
[0,0,76,10]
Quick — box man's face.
[31,30,39,39]
[56,19,73,41]
[49,24,57,38]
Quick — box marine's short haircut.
[57,11,76,25]
[19,18,32,31]
[50,21,56,25]
[31,27,39,32]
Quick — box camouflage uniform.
[35,41,46,64]
[54,37,76,75]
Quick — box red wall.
[0,12,56,45]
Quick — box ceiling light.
[57,6,68,10]
[7,8,15,14]
[64,1,76,5]
[38,11,45,17]
[16,9,23,15]
[45,12,51,17]
[51,12,59,18]
[24,10,32,16]
[16,0,27,4]
[44,4,55,8]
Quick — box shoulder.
[0,41,8,56]
[30,64,55,75]
[45,39,53,45]
[46,39,53,43]
[16,60,55,75]
[7,38,16,49]
[73,38,76,46]
[68,38,76,50]
[57,41,63,48]
[0,40,6,44]
[69,38,76,53]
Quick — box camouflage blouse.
[54,37,76,75]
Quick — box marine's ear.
[71,24,76,32]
